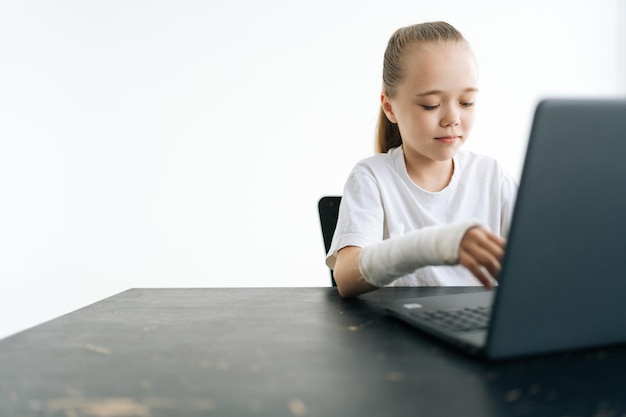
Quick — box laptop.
[381,98,626,360]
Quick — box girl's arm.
[333,225,505,298]
[333,246,377,298]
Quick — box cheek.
[410,112,436,131]
[397,114,433,139]
[461,112,475,129]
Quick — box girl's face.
[381,41,478,166]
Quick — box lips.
[435,136,461,144]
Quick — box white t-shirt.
[326,145,518,286]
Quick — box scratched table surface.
[1,287,625,417]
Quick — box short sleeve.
[325,164,385,269]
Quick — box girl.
[326,21,518,297]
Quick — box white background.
[1,0,624,339]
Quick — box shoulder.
[456,150,515,183]
[353,147,399,170]
[455,150,519,211]
[341,147,407,211]
[342,147,412,199]
[349,146,404,180]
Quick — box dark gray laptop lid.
[486,99,626,359]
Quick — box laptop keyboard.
[409,306,491,332]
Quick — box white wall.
[1,0,624,339]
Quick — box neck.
[405,154,454,192]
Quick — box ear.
[381,93,398,124]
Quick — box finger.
[466,226,505,244]
[459,228,507,283]
[459,239,503,280]
[458,249,495,289]
[472,245,503,278]
[485,231,506,247]
[466,261,495,289]
[473,238,504,262]
[465,229,506,265]
[468,228,506,253]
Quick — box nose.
[441,106,460,127]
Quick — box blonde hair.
[376,21,469,153]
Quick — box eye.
[421,104,440,111]
[460,102,475,108]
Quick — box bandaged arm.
[358,219,485,288]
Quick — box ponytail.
[375,108,401,153]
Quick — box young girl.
[326,21,518,297]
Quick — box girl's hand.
[458,227,506,289]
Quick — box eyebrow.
[415,88,479,97]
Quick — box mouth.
[434,136,461,144]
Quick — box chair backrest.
[318,196,341,287]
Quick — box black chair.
[318,196,341,287]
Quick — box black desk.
[1,287,625,417]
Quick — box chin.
[434,150,459,161]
